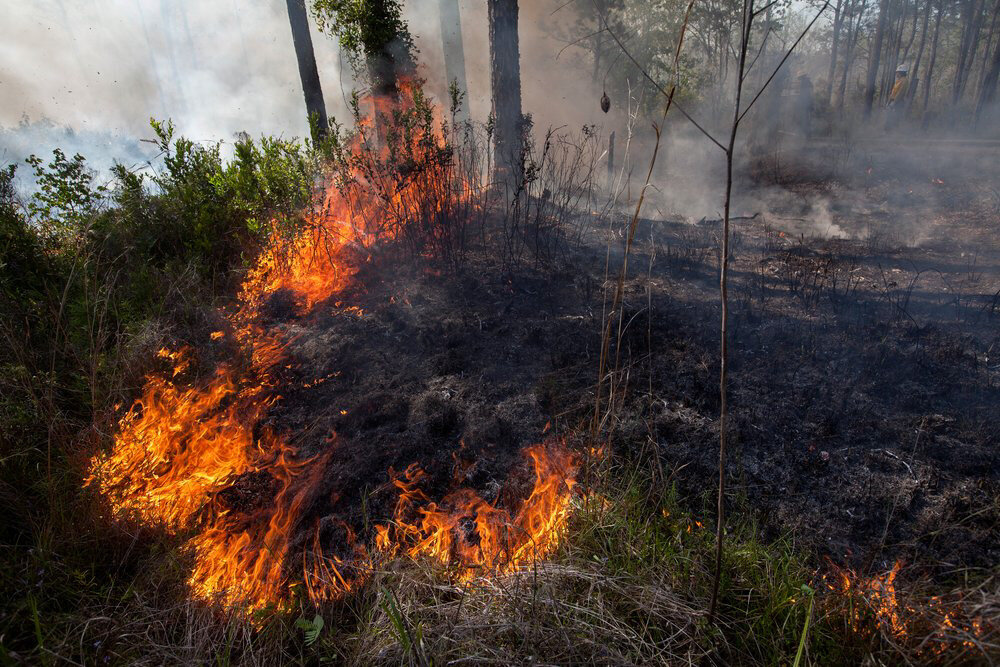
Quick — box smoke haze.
[2,2,604,150]
[1,1,352,139]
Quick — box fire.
[186,442,328,612]
[826,561,993,656]
[377,444,578,579]
[88,352,260,529]
[828,560,905,638]
[86,83,575,616]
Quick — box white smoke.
[1,0,356,157]
[4,0,643,187]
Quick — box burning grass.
[84,85,585,619]
[376,444,577,580]
[824,562,999,661]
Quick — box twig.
[595,7,727,152]
[737,1,831,123]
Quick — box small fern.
[295,614,325,646]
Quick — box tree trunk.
[285,0,328,137]
[976,22,1000,120]
[865,0,891,116]
[922,0,943,117]
[591,0,606,84]
[900,0,921,64]
[882,0,909,100]
[488,0,523,181]
[356,1,417,145]
[963,0,988,97]
[826,0,845,105]
[954,0,983,105]
[837,0,867,110]
[132,0,169,115]
[438,0,470,120]
[908,0,933,104]
[975,0,1000,97]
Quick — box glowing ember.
[828,561,905,638]
[826,561,993,656]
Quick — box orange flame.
[827,561,993,656]
[87,354,261,529]
[86,84,572,615]
[377,444,578,579]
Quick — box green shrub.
[0,122,324,664]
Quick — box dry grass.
[341,561,708,665]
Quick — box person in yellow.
[885,64,909,130]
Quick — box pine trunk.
[865,0,891,116]
[922,0,943,117]
[976,24,1000,119]
[438,0,470,120]
[953,0,983,105]
[826,0,845,105]
[837,0,867,110]
[488,0,523,181]
[908,0,932,104]
[285,0,328,137]
[975,0,1000,97]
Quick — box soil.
[629,139,1000,572]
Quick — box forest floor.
[625,137,1000,575]
[264,142,1000,576]
[178,133,1000,662]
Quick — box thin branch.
[737,1,831,123]
[550,0,582,15]
[742,22,774,80]
[555,28,606,60]
[753,0,781,17]
[596,8,728,152]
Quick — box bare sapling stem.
[706,0,829,625]
[709,0,755,625]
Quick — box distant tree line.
[564,0,1000,128]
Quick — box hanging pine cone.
[600,91,610,114]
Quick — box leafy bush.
[104,119,315,276]
[0,121,323,663]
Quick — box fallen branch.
[696,212,760,226]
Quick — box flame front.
[86,88,579,615]
[827,561,993,655]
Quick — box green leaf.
[792,586,815,667]
[295,613,325,646]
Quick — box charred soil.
[622,141,1000,576]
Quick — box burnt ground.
[229,138,998,579]
[627,138,1000,573]
[250,256,600,558]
